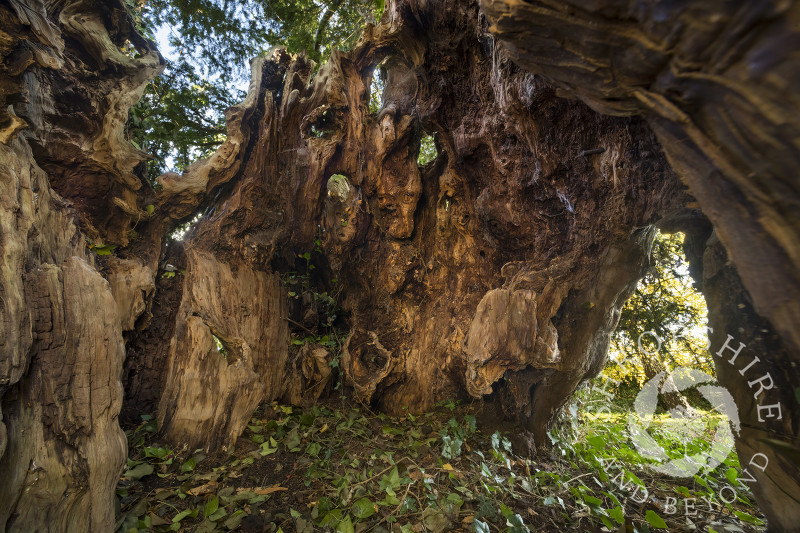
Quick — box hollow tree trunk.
[142,2,687,456]
[2,0,800,531]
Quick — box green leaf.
[474,519,490,533]
[223,510,247,530]
[172,507,198,523]
[624,470,645,488]
[725,467,739,486]
[318,509,343,527]
[260,437,278,456]
[181,456,197,472]
[284,428,301,451]
[204,497,219,518]
[583,495,602,506]
[608,505,624,524]
[123,463,154,480]
[209,508,227,522]
[336,515,354,533]
[733,510,765,525]
[306,442,322,457]
[93,244,117,256]
[351,497,376,519]
[379,466,400,491]
[645,510,667,529]
[441,434,462,459]
[587,435,606,450]
[145,204,155,215]
[506,513,530,533]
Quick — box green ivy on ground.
[116,392,765,533]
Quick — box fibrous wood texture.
[482,0,800,358]
[0,0,161,530]
[148,0,686,453]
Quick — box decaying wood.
[156,247,288,451]
[148,0,686,453]
[480,2,800,528]
[482,0,800,358]
[0,0,161,530]
[1,0,799,530]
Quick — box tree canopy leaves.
[607,232,712,386]
[126,0,384,179]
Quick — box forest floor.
[115,385,767,533]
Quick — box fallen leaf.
[187,481,219,496]
[235,486,288,495]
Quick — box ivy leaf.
[506,513,531,533]
[441,434,462,459]
[260,437,278,456]
[123,463,154,480]
[336,515,354,533]
[645,510,668,529]
[352,497,376,519]
[725,467,739,486]
[284,428,301,451]
[181,456,197,473]
[306,442,322,457]
[734,511,765,525]
[474,519,490,533]
[608,505,624,524]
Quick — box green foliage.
[368,67,385,114]
[607,231,712,388]
[417,133,438,166]
[117,399,766,533]
[126,0,385,180]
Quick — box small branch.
[313,0,345,55]
[282,316,317,337]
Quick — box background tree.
[125,0,384,179]
[606,231,711,407]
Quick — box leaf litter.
[116,397,766,532]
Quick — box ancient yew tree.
[1,0,799,531]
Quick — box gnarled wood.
[150,0,686,454]
[481,1,800,527]
[1,0,799,530]
[0,0,162,530]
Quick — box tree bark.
[0,0,162,530]
[141,2,686,455]
[478,2,800,528]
